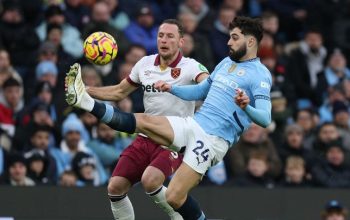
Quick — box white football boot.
[65,63,85,108]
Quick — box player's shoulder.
[179,56,209,72]
[179,56,200,66]
[136,54,158,66]
[248,59,272,79]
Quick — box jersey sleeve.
[188,60,209,82]
[250,68,272,101]
[128,57,144,85]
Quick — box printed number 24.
[192,140,209,163]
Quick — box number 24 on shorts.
[192,140,209,165]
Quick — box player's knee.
[165,188,184,209]
[107,177,129,195]
[141,173,163,192]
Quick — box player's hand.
[234,88,250,109]
[154,80,171,92]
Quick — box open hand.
[234,88,250,109]
[154,80,171,92]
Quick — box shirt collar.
[154,51,182,68]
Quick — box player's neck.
[159,50,180,69]
[239,53,257,62]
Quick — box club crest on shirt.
[237,69,245,76]
[228,64,237,73]
[171,68,181,79]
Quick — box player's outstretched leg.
[65,63,136,133]
[66,63,174,147]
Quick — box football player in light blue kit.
[65,16,271,220]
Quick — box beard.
[229,44,247,62]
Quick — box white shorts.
[166,116,229,174]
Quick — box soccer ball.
[83,32,118,65]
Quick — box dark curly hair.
[229,16,263,44]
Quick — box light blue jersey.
[171,57,272,146]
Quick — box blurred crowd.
[1,0,350,188]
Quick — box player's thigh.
[167,162,202,200]
[112,154,148,185]
[135,113,174,146]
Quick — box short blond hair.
[285,156,305,169]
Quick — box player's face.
[157,23,184,60]
[227,27,247,61]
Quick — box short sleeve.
[128,57,145,84]
[187,59,209,82]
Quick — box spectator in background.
[123,44,147,66]
[58,170,78,187]
[269,90,292,147]
[279,156,311,187]
[278,124,315,171]
[178,0,216,35]
[227,123,282,179]
[178,11,214,71]
[0,78,23,137]
[0,153,35,186]
[319,83,348,124]
[233,150,275,188]
[266,0,309,41]
[295,108,319,150]
[123,4,158,54]
[81,65,102,88]
[87,122,127,173]
[74,110,98,143]
[261,11,283,44]
[0,1,40,76]
[24,149,55,185]
[209,6,236,64]
[0,50,23,105]
[45,24,75,66]
[36,5,83,58]
[321,200,348,220]
[12,101,58,152]
[286,28,327,107]
[64,0,90,30]
[101,0,130,30]
[316,49,350,105]
[331,101,350,148]
[35,61,58,88]
[311,142,350,188]
[60,113,107,185]
[72,152,99,186]
[35,40,73,119]
[312,122,344,155]
[33,82,57,123]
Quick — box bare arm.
[87,79,138,101]
[195,72,209,83]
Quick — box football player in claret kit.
[66,19,208,220]
[67,16,271,220]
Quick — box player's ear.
[179,37,185,48]
[247,36,256,48]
